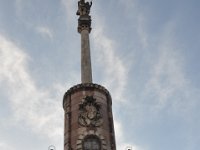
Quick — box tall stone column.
[80,29,92,83]
[77,0,93,83]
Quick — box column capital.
[78,15,92,33]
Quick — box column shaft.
[81,29,92,83]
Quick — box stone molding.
[78,16,92,33]
[63,83,112,109]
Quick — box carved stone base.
[63,83,116,150]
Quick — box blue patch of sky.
[173,2,200,88]
[122,106,197,149]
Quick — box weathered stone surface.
[63,83,116,150]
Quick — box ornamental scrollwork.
[78,96,103,127]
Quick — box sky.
[0,0,200,150]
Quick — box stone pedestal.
[63,83,116,150]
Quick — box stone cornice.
[63,83,112,106]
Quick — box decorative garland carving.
[78,96,103,127]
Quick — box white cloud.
[92,16,128,103]
[147,49,186,103]
[36,26,53,39]
[0,142,14,150]
[144,21,189,110]
[114,119,141,150]
[61,0,76,23]
[0,35,63,144]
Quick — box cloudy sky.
[0,0,200,150]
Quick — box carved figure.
[78,96,103,127]
[76,0,92,16]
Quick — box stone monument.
[63,1,116,149]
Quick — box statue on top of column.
[76,0,92,16]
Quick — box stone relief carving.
[78,96,103,127]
